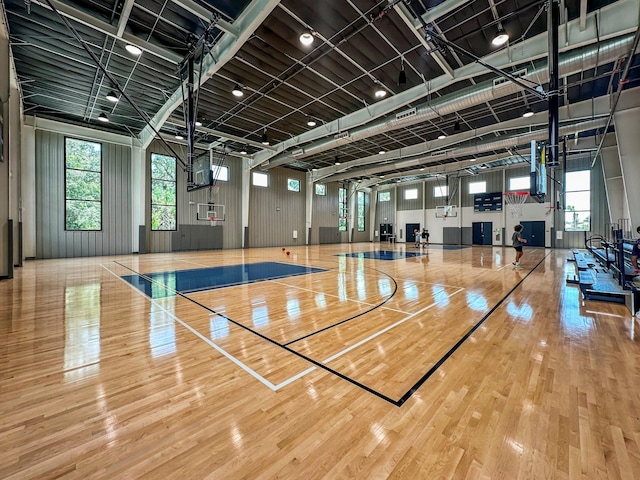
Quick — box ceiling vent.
[430,150,450,157]
[291,148,304,157]
[493,68,528,88]
[334,131,350,140]
[396,107,417,121]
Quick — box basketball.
[282,247,286,251]
[286,251,290,256]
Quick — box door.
[472,222,492,245]
[380,223,393,242]
[520,221,545,247]
[406,223,420,244]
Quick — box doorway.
[472,222,492,245]
[406,223,421,245]
[520,221,545,247]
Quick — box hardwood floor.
[1,244,639,479]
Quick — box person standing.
[512,224,527,267]
[632,226,640,274]
[421,228,429,246]
[414,228,420,248]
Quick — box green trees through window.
[151,153,177,231]
[338,187,347,231]
[357,191,365,232]
[65,138,102,230]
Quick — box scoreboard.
[474,192,503,212]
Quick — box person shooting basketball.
[512,224,527,268]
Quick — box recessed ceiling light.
[374,86,387,98]
[232,84,243,97]
[300,31,314,46]
[106,91,119,102]
[379,149,386,154]
[97,112,109,122]
[492,28,509,47]
[125,44,142,55]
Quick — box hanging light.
[398,58,407,86]
[306,116,317,127]
[261,128,269,145]
[374,83,387,99]
[453,120,461,133]
[125,44,142,55]
[438,133,446,140]
[300,30,314,46]
[232,84,244,97]
[379,149,386,154]
[175,134,184,140]
[492,27,509,47]
[97,112,109,122]
[106,91,119,102]
[240,146,248,155]
[195,120,202,127]
[522,107,534,118]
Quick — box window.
[315,184,326,196]
[252,171,268,187]
[565,170,590,231]
[65,137,102,230]
[379,191,391,202]
[357,191,366,232]
[212,165,228,182]
[288,178,300,192]
[404,188,418,200]
[508,176,530,191]
[434,185,448,197]
[151,153,177,231]
[468,181,486,194]
[338,187,348,231]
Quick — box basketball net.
[504,191,528,218]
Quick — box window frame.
[564,170,591,232]
[508,176,530,191]
[252,171,269,187]
[315,183,326,196]
[404,188,418,200]
[338,187,348,231]
[64,137,102,231]
[357,191,366,232]
[212,165,229,182]
[379,191,391,202]
[288,178,301,192]
[468,181,487,194]
[434,185,448,198]
[150,153,177,231]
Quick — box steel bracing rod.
[42,0,186,168]
[402,1,547,100]
[548,0,560,167]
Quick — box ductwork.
[326,118,608,182]
[266,34,633,169]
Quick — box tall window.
[357,191,366,232]
[565,170,590,231]
[151,153,177,231]
[65,137,102,230]
[338,187,348,231]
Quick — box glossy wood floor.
[1,243,639,479]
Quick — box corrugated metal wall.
[248,167,307,248]
[375,187,396,238]
[396,181,423,211]
[460,170,503,207]
[311,181,340,245]
[35,130,132,258]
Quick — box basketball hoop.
[504,191,529,218]
[208,214,217,222]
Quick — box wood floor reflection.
[1,244,639,479]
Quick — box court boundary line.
[113,261,401,405]
[396,251,551,406]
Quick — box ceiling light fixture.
[97,112,109,122]
[453,120,461,133]
[374,84,387,99]
[261,128,269,145]
[438,133,446,140]
[125,44,142,55]
[306,117,317,127]
[195,121,202,127]
[398,58,407,86]
[522,107,534,118]
[232,84,244,97]
[300,30,314,46]
[240,146,248,155]
[106,91,119,102]
[175,134,184,140]
[492,27,509,47]
[379,149,386,154]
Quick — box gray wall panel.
[397,181,423,211]
[352,190,371,242]
[35,130,132,258]
[249,167,306,248]
[461,171,503,207]
[375,188,396,239]
[311,181,340,245]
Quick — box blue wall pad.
[337,250,425,260]
[122,261,326,298]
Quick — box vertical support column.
[548,0,560,167]
[600,133,625,226]
[21,124,35,259]
[185,56,195,188]
[131,144,145,253]
[348,182,357,242]
[305,171,313,245]
[241,157,251,248]
[9,78,21,268]
[369,186,378,242]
